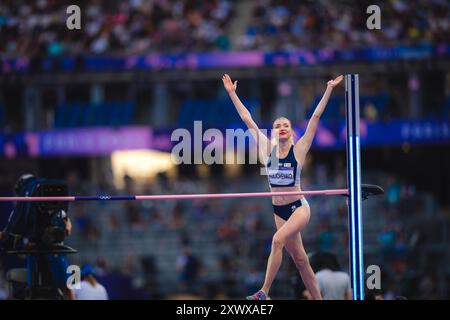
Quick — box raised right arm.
[222,74,271,158]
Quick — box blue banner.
[1,120,449,158]
[2,44,448,73]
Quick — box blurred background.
[0,0,449,299]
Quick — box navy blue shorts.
[272,198,308,221]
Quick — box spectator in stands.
[238,0,449,51]
[318,221,335,252]
[418,267,440,299]
[176,245,202,293]
[244,267,264,297]
[73,203,100,242]
[364,103,379,122]
[74,264,109,300]
[219,255,238,298]
[123,173,135,195]
[386,176,402,213]
[300,252,352,300]
[0,0,234,58]
[2,0,448,59]
[124,202,146,231]
[170,202,186,230]
[365,289,384,300]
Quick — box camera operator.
[0,174,76,300]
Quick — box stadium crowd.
[1,0,448,58]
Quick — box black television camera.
[1,174,77,299]
[2,174,70,250]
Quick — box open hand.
[222,74,237,94]
[327,75,344,88]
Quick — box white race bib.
[267,167,295,185]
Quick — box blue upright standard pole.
[345,74,364,300]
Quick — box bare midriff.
[270,185,305,206]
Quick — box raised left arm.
[294,75,343,161]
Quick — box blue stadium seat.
[106,102,119,126]
[80,103,94,127]
[67,103,84,128]
[307,96,343,120]
[54,104,68,128]
[306,94,389,121]
[177,98,259,128]
[177,100,192,127]
[88,104,99,127]
[53,101,135,128]
[121,101,135,125]
[360,94,389,116]
[92,103,108,126]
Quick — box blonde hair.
[272,116,297,146]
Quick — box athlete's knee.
[272,233,285,249]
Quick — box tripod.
[7,245,77,299]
